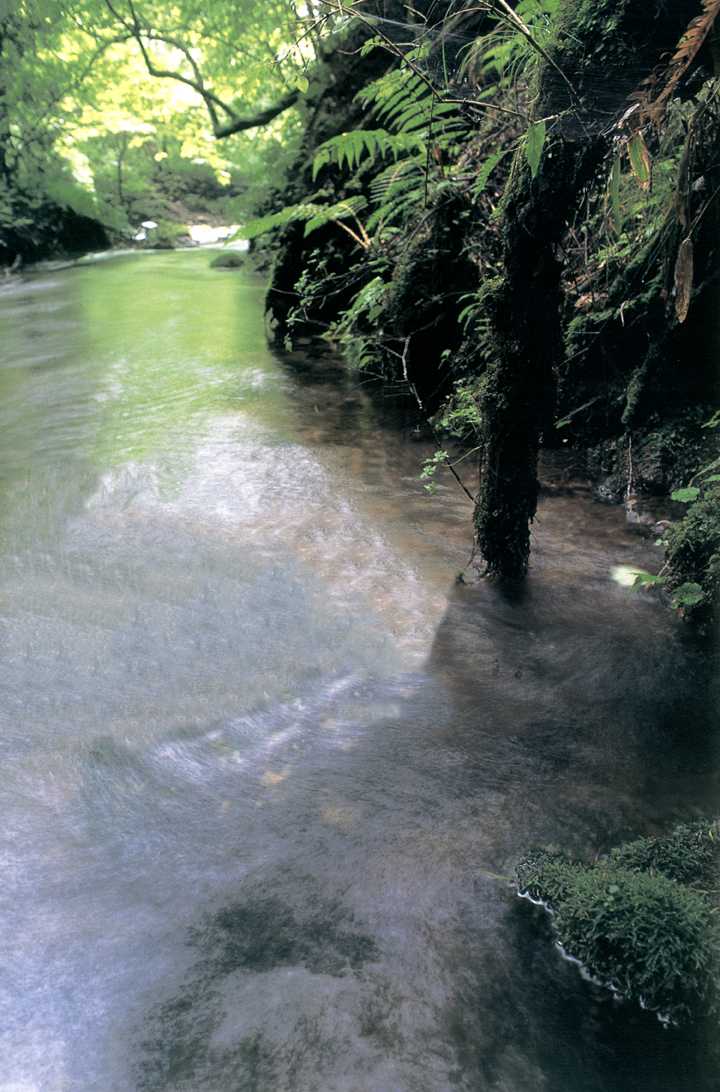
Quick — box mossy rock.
[516,822,720,1023]
[210,251,245,269]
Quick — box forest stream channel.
[0,249,717,1092]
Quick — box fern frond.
[237,196,368,241]
[304,196,368,237]
[312,129,425,180]
[236,203,325,240]
[472,148,511,197]
[366,175,425,230]
[369,157,424,202]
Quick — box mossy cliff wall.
[473,0,704,579]
[263,0,718,600]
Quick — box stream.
[0,249,717,1091]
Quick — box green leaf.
[670,487,700,504]
[359,36,384,57]
[671,583,705,609]
[295,75,309,94]
[627,132,651,191]
[524,119,546,180]
[473,148,509,197]
[632,570,666,588]
[703,474,720,483]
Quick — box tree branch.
[103,0,300,138]
[212,90,300,137]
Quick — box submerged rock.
[210,251,245,269]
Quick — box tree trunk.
[474,0,698,579]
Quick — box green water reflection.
[0,250,290,546]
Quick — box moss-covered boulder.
[516,822,720,1023]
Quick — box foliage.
[0,0,314,261]
[516,824,720,1023]
[328,272,391,369]
[608,821,719,888]
[209,250,244,269]
[237,195,369,244]
[241,69,470,247]
[664,480,720,622]
[460,0,560,88]
[635,0,720,125]
[311,129,425,180]
[434,381,484,440]
[148,219,189,248]
[524,119,546,179]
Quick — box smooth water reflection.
[0,251,717,1091]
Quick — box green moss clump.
[609,821,720,887]
[516,823,720,1023]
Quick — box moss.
[471,0,699,577]
[474,136,586,578]
[516,823,720,1023]
[379,188,477,411]
[608,821,720,888]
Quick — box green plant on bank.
[516,820,720,1025]
[630,419,720,619]
[326,272,391,369]
[419,384,484,495]
[147,219,189,248]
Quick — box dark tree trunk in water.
[474,0,698,579]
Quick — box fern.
[304,195,368,237]
[255,61,470,250]
[312,129,425,180]
[460,0,559,89]
[366,168,426,231]
[329,274,391,371]
[359,73,469,230]
[236,195,368,241]
[472,148,511,198]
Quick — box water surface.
[0,250,716,1091]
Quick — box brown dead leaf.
[674,236,694,324]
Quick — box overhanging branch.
[212,90,300,137]
[103,0,300,138]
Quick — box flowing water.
[0,250,717,1092]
